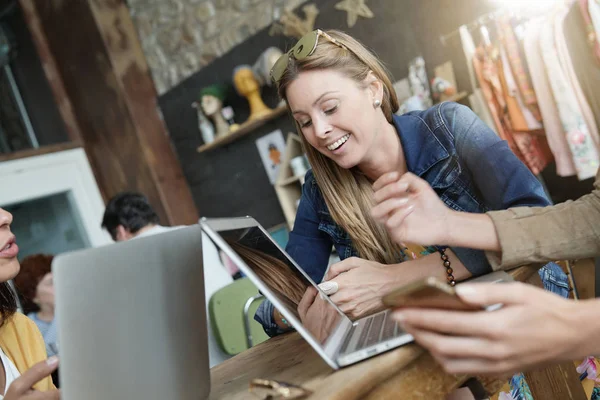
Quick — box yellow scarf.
[0,313,55,391]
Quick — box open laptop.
[200,216,414,369]
[52,225,210,400]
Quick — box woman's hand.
[371,171,453,246]
[297,287,340,342]
[392,282,591,376]
[5,357,60,399]
[322,257,402,319]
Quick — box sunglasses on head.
[269,29,350,85]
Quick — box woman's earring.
[373,99,381,108]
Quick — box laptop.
[52,225,210,400]
[200,216,414,370]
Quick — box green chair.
[209,277,270,355]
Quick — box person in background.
[102,191,234,368]
[0,207,58,399]
[13,254,58,359]
[101,192,182,241]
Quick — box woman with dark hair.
[13,255,58,358]
[0,207,58,399]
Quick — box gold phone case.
[381,276,481,311]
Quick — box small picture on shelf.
[256,129,286,185]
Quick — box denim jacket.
[255,102,569,336]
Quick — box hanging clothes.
[499,47,542,131]
[539,10,600,180]
[497,16,543,122]
[472,43,524,162]
[567,2,600,136]
[496,47,552,175]
[459,25,497,132]
[555,6,600,152]
[587,0,600,63]
[523,19,577,176]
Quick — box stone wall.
[127,0,304,94]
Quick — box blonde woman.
[254,30,567,340]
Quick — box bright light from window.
[488,0,566,14]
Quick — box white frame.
[0,148,112,247]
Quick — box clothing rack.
[439,1,575,46]
[439,9,505,46]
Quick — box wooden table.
[208,266,587,400]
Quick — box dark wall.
[4,5,69,147]
[159,0,590,229]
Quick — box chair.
[208,277,270,355]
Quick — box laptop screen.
[205,225,345,345]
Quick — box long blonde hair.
[277,30,403,264]
[227,240,307,318]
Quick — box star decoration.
[334,0,374,28]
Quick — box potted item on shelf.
[199,84,230,138]
[290,155,309,178]
[430,77,456,102]
[233,65,273,123]
[408,56,432,109]
[191,101,215,144]
[221,106,240,132]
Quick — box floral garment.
[493,355,600,399]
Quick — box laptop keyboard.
[339,311,400,355]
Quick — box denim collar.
[392,113,452,185]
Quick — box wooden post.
[19,0,198,226]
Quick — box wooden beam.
[19,0,84,144]
[87,0,198,225]
[21,0,198,226]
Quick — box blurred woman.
[13,255,58,358]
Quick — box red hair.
[13,254,53,314]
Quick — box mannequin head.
[252,47,284,86]
[199,84,227,117]
[233,65,260,96]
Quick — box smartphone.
[381,276,483,311]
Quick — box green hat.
[199,84,227,102]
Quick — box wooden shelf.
[437,91,468,104]
[196,104,288,153]
[278,175,303,186]
[275,134,306,230]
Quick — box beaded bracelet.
[438,248,456,286]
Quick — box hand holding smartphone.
[381,276,484,311]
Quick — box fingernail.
[455,285,477,298]
[392,311,405,321]
[46,356,59,366]
[318,281,339,295]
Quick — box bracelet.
[438,248,456,286]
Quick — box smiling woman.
[250,28,573,400]
[253,29,568,349]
